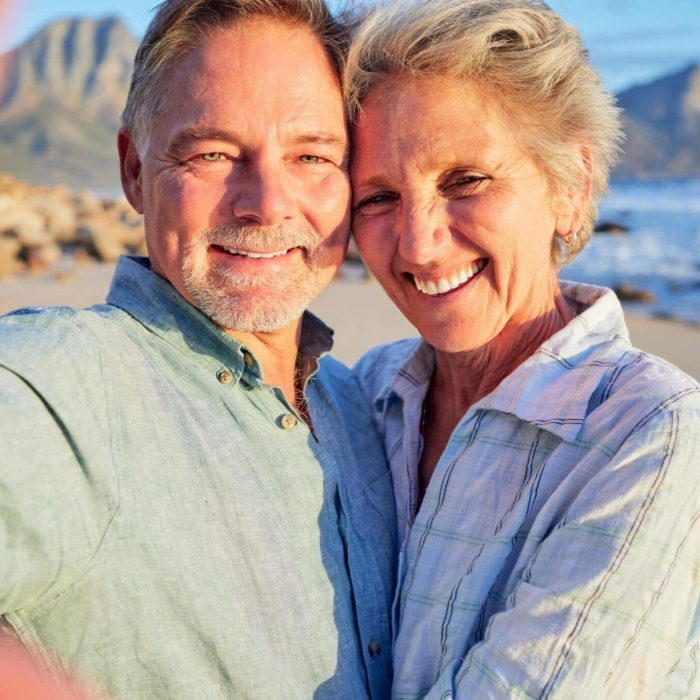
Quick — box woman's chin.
[410,322,492,355]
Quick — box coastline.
[0,262,698,380]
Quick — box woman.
[346,0,700,698]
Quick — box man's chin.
[208,308,301,334]
[180,259,338,334]
[188,286,317,335]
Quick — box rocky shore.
[0,173,145,279]
[0,174,372,281]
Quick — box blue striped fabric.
[355,281,700,699]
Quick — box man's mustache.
[203,223,323,252]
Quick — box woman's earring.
[562,229,576,246]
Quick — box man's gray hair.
[122,0,348,154]
[344,0,624,265]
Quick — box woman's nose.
[396,202,451,266]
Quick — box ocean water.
[562,179,700,324]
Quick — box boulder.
[77,208,145,262]
[0,236,22,278]
[595,221,630,234]
[0,173,146,272]
[613,283,655,303]
[19,242,62,274]
[27,187,79,243]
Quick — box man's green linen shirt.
[0,256,396,699]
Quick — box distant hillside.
[616,63,700,179]
[0,17,137,189]
[0,17,698,187]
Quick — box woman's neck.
[433,290,574,417]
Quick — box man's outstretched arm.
[0,366,117,615]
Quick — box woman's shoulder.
[582,345,700,450]
[603,346,699,408]
[353,337,426,406]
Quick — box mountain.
[615,63,700,179]
[0,17,137,189]
[0,17,698,186]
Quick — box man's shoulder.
[0,302,126,332]
[0,303,129,375]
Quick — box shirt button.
[279,414,298,431]
[368,639,381,657]
[217,369,233,384]
[243,352,255,367]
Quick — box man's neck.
[225,319,303,410]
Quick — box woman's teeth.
[413,259,486,296]
[220,247,289,259]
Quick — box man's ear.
[118,128,144,215]
[554,145,593,235]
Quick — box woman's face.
[351,77,573,353]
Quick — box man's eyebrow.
[289,133,347,149]
[290,133,349,164]
[168,127,239,153]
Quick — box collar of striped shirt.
[370,280,630,443]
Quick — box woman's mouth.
[412,259,487,296]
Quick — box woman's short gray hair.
[122,0,347,156]
[344,0,624,265]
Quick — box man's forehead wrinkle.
[173,84,344,129]
[175,44,340,99]
[162,97,346,150]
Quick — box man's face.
[122,19,350,333]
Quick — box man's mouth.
[412,259,487,296]
[212,245,291,259]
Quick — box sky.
[1,0,699,91]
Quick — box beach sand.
[0,262,698,380]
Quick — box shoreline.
[0,262,698,379]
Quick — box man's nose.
[230,158,295,225]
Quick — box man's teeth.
[413,260,486,296]
[220,247,289,259]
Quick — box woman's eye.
[354,192,397,211]
[443,175,488,193]
[200,152,226,162]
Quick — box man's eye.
[300,155,323,164]
[200,152,226,162]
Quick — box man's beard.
[181,223,330,333]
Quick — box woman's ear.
[554,145,593,236]
[118,129,144,215]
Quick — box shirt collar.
[106,256,334,381]
[375,281,631,443]
[372,341,434,415]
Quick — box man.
[0,1,395,698]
